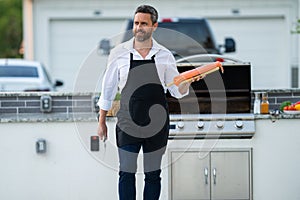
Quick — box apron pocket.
[129,98,151,126]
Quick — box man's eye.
[134,22,148,26]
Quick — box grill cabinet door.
[171,151,210,200]
[210,151,250,200]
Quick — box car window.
[155,22,215,49]
[0,66,39,78]
[122,19,218,55]
[42,65,52,83]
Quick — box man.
[97,5,194,200]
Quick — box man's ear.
[153,22,158,31]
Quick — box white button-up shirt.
[98,38,188,111]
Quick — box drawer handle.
[213,168,217,185]
[204,168,208,184]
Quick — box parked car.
[0,59,63,92]
[99,18,236,60]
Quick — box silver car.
[0,59,63,92]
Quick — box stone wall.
[1,89,300,122]
[251,89,300,111]
[0,92,99,122]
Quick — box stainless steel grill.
[167,61,255,139]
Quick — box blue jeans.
[118,143,165,200]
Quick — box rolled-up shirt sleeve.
[165,54,189,99]
[97,52,119,111]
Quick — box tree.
[0,0,23,58]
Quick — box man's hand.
[97,121,107,141]
[97,109,108,141]
[178,76,203,95]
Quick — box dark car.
[100,18,235,59]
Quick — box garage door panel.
[50,19,124,91]
[209,17,289,89]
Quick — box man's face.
[133,12,158,42]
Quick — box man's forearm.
[99,109,108,124]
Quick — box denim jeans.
[118,143,165,200]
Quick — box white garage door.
[208,16,289,89]
[49,18,125,91]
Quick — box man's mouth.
[137,30,145,34]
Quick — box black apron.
[116,53,169,153]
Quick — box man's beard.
[134,30,152,42]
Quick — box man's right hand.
[97,122,107,141]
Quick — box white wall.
[0,122,118,200]
[251,119,300,200]
[1,118,300,200]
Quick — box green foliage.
[98,92,121,100]
[114,92,121,100]
[0,0,23,58]
[291,19,300,34]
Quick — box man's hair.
[135,5,158,24]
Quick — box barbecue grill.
[167,61,255,139]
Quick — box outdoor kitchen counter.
[1,89,300,123]
[255,113,300,120]
[0,92,99,123]
[1,92,300,200]
[1,113,300,123]
[0,112,98,123]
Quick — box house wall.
[23,0,300,90]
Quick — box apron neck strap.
[151,54,155,61]
[130,53,156,61]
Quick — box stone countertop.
[0,92,96,97]
[255,113,300,120]
[1,112,299,123]
[0,113,98,123]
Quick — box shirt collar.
[123,37,162,56]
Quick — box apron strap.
[130,53,156,61]
[130,53,133,61]
[151,54,155,61]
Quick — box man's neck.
[134,38,153,59]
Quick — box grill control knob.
[216,121,224,129]
[235,120,244,129]
[197,121,205,129]
[177,121,185,129]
